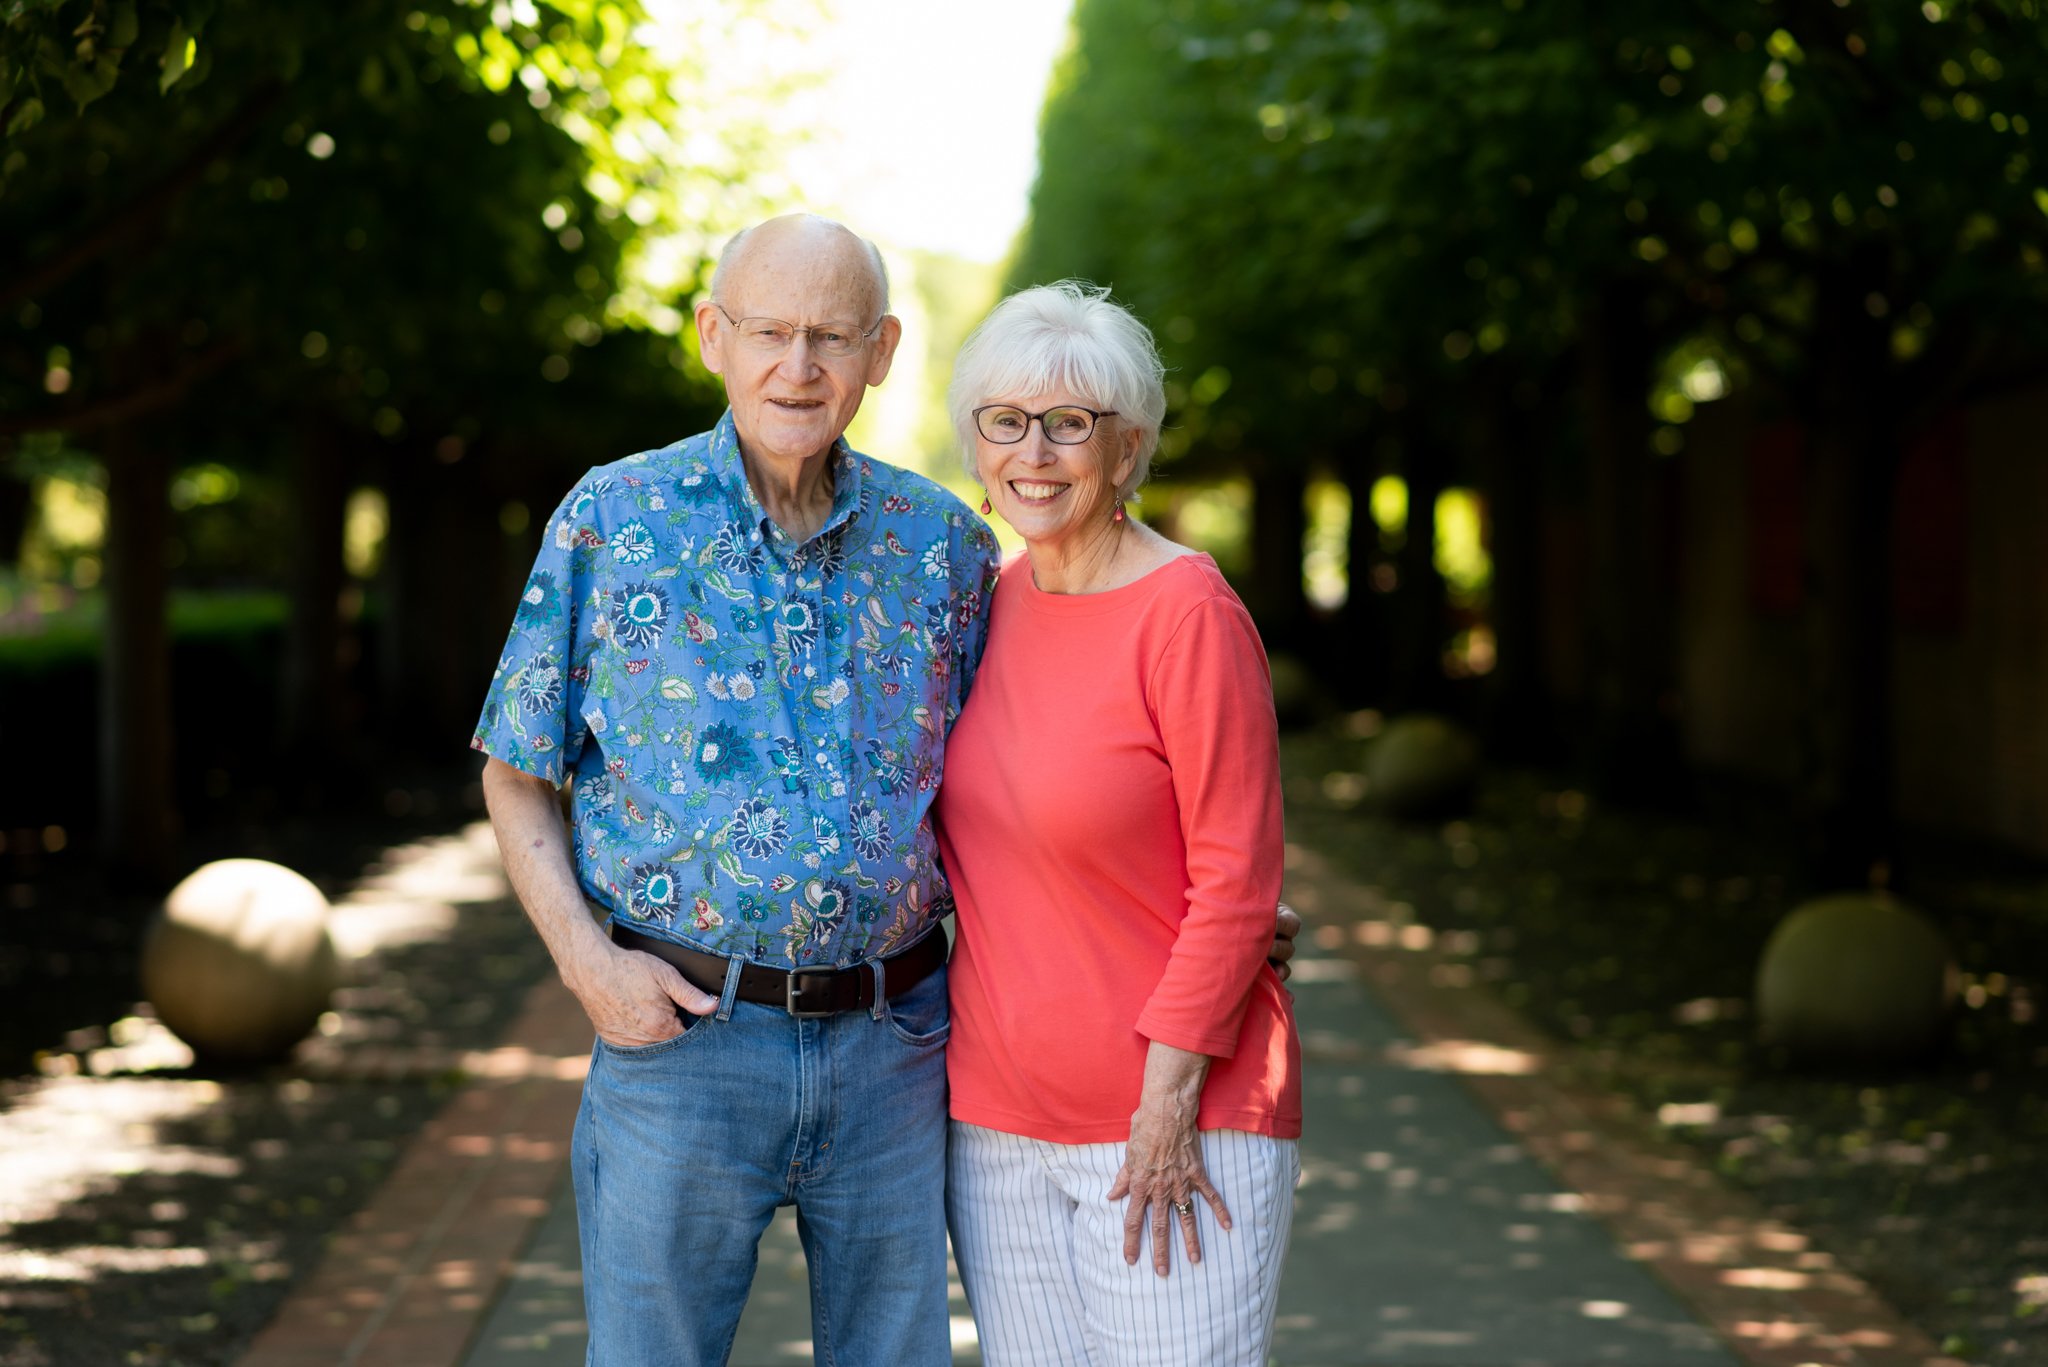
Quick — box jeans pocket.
[884,963,950,1048]
[595,1010,715,1058]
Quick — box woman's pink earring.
[1113,498,1126,524]
[979,495,992,516]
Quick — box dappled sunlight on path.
[0,810,1972,1365]
[1284,840,1968,1367]
[1275,853,1734,1366]
[0,821,557,1367]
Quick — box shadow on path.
[462,923,1736,1365]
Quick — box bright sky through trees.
[646,0,1075,264]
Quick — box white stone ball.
[1365,713,1481,818]
[142,859,340,1065]
[1755,893,1957,1065]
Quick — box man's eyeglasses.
[716,304,882,359]
[973,405,1119,445]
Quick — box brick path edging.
[236,975,590,1367]
[1283,841,1967,1367]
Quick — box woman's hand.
[1106,1042,1231,1276]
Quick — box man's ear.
[863,315,904,387]
[695,301,727,376]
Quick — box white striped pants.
[946,1121,1299,1366]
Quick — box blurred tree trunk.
[1244,454,1310,653]
[380,447,502,745]
[1479,431,1552,758]
[1581,282,1681,802]
[99,426,176,888]
[1386,435,1448,714]
[1801,258,1901,889]
[0,460,32,565]
[280,425,349,783]
[1333,438,1388,706]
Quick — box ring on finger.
[1172,1198,1193,1216]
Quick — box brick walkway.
[236,979,590,1367]
[236,841,1964,1367]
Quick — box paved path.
[462,943,1735,1367]
[242,839,1958,1367]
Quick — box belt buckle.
[785,967,837,1019]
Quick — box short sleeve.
[469,479,598,782]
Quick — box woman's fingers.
[1194,1169,1233,1232]
[1176,1192,1202,1265]
[1120,1180,1150,1266]
[1112,1139,1234,1276]
[1150,1193,1174,1276]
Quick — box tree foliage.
[0,0,750,460]
[1020,0,2048,862]
[0,0,777,879]
[1023,0,2048,468]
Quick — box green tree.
[1322,0,2048,866]
[1020,0,2048,875]
[1016,0,1330,647]
[2,0,736,883]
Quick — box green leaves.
[156,21,192,93]
[1027,0,2048,473]
[4,93,39,134]
[0,0,746,495]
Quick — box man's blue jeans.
[572,951,952,1366]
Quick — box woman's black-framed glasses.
[716,304,882,359]
[973,404,1119,445]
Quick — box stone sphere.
[1755,893,1957,1065]
[1365,713,1481,819]
[142,859,340,1065]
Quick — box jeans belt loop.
[864,954,888,1022]
[715,955,744,1022]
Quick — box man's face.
[695,229,901,471]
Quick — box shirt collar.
[705,409,866,545]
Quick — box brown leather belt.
[610,921,947,1018]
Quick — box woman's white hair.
[947,281,1166,498]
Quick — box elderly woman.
[934,281,1301,1365]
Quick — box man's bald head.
[694,213,903,472]
[710,214,890,318]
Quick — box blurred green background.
[4,0,2048,1360]
[3,0,2044,965]
[6,0,2045,895]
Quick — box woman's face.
[973,387,1138,553]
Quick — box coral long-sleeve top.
[935,551,1301,1144]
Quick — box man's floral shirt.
[473,410,999,967]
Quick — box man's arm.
[482,757,716,1046]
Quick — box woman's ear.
[1113,425,1141,493]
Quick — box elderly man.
[474,215,1295,1365]
[474,212,980,1364]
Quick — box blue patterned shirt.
[472,411,1000,966]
